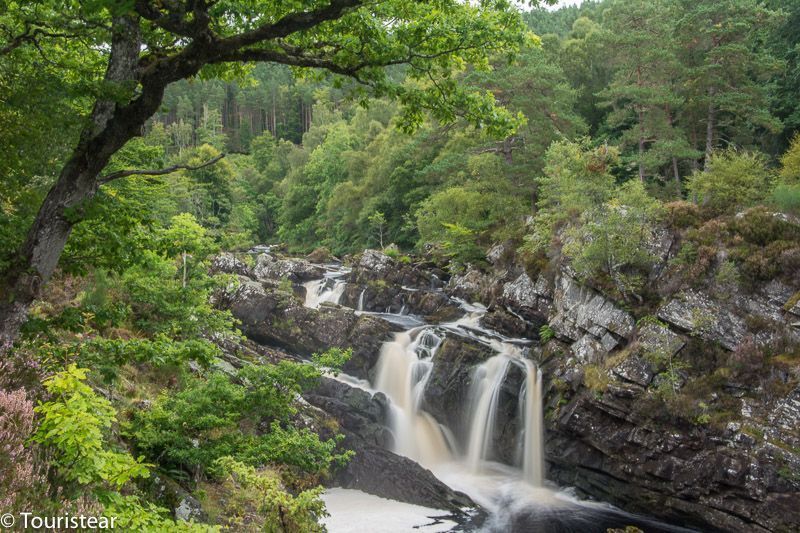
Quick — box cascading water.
[304,275,347,309]
[370,303,546,487]
[373,329,452,466]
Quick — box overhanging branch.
[97,153,226,184]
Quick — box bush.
[564,179,665,299]
[769,183,800,215]
[130,364,351,483]
[779,133,800,184]
[687,150,774,215]
[215,457,327,533]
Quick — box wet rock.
[423,335,496,440]
[306,378,475,513]
[253,253,325,283]
[210,252,253,278]
[481,307,540,339]
[305,377,392,448]
[223,281,394,378]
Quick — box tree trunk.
[704,86,716,169]
[672,157,681,189]
[0,15,144,351]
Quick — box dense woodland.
[1,0,800,530]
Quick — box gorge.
[212,241,800,532]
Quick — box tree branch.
[97,153,226,184]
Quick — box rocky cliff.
[212,212,800,532]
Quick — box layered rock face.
[213,246,800,531]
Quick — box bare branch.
[97,153,226,184]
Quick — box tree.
[674,0,782,167]
[368,211,387,249]
[564,179,665,299]
[526,139,620,251]
[0,0,535,348]
[598,0,699,185]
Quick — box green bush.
[687,149,774,215]
[769,183,800,215]
[564,180,665,299]
[130,363,351,482]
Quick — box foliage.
[526,139,619,252]
[130,364,351,482]
[687,150,774,215]
[564,180,665,298]
[215,457,327,533]
[312,347,352,376]
[33,365,150,489]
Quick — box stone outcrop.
[657,288,800,351]
[253,253,326,283]
[546,387,800,532]
[210,252,253,278]
[304,377,476,514]
[223,279,395,378]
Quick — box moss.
[583,365,611,393]
[784,291,800,312]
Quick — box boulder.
[210,253,253,278]
[549,274,635,347]
[657,290,746,350]
[253,253,325,283]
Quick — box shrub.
[130,364,351,483]
[0,389,46,512]
[564,179,665,299]
[33,365,150,491]
[769,183,800,215]
[664,200,701,229]
[687,150,774,215]
[215,457,327,533]
[779,133,800,184]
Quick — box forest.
[1,0,800,531]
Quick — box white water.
[321,488,457,533]
[304,275,347,308]
[374,329,453,466]
[370,301,546,488]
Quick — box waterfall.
[520,360,544,486]
[304,277,346,309]
[372,325,545,486]
[357,289,366,311]
[374,329,452,466]
[464,354,512,471]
